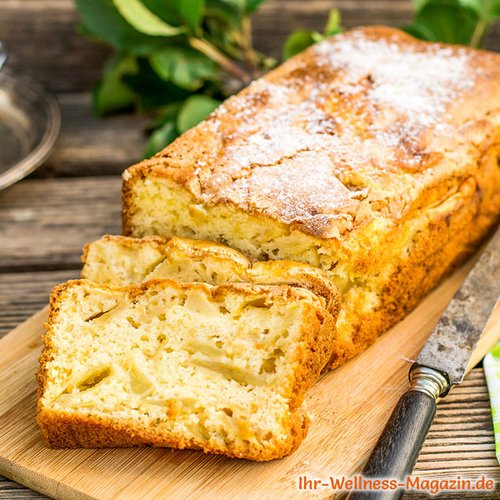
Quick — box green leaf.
[142,0,180,25]
[178,0,205,30]
[458,0,484,15]
[412,0,428,10]
[205,0,246,27]
[215,0,246,14]
[76,22,96,39]
[324,9,342,36]
[283,30,323,60]
[460,0,500,18]
[75,0,166,54]
[156,102,184,123]
[112,0,186,36]
[123,59,191,109]
[144,120,178,157]
[245,0,266,14]
[411,0,498,17]
[403,22,438,41]
[407,3,479,44]
[93,55,138,116]
[177,95,220,133]
[150,46,218,90]
[493,0,500,15]
[457,0,500,17]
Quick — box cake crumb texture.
[38,279,335,460]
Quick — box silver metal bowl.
[0,69,61,191]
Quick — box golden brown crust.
[83,234,249,268]
[122,26,500,240]
[36,409,308,461]
[38,279,332,460]
[82,234,340,319]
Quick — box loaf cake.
[122,26,500,367]
[38,279,334,460]
[82,234,339,317]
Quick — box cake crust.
[37,409,308,461]
[38,279,335,460]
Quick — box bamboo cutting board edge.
[0,261,499,500]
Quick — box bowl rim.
[0,70,61,191]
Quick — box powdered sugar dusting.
[228,151,358,231]
[175,28,488,238]
[313,31,475,129]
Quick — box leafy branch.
[75,0,499,157]
[75,0,272,155]
[405,0,500,46]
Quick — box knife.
[348,226,500,500]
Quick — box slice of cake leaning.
[38,279,335,460]
[122,26,500,368]
[81,234,340,319]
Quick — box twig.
[242,17,259,74]
[470,0,491,48]
[189,37,251,84]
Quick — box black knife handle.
[348,366,449,500]
[348,390,435,500]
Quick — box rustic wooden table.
[1,0,499,498]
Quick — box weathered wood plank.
[0,177,121,271]
[2,0,497,93]
[409,370,500,498]
[37,94,148,178]
[0,0,110,93]
[0,270,76,336]
[0,480,45,499]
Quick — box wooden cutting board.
[0,261,499,500]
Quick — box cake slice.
[38,279,335,460]
[81,235,339,318]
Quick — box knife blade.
[349,226,500,500]
[416,227,500,385]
